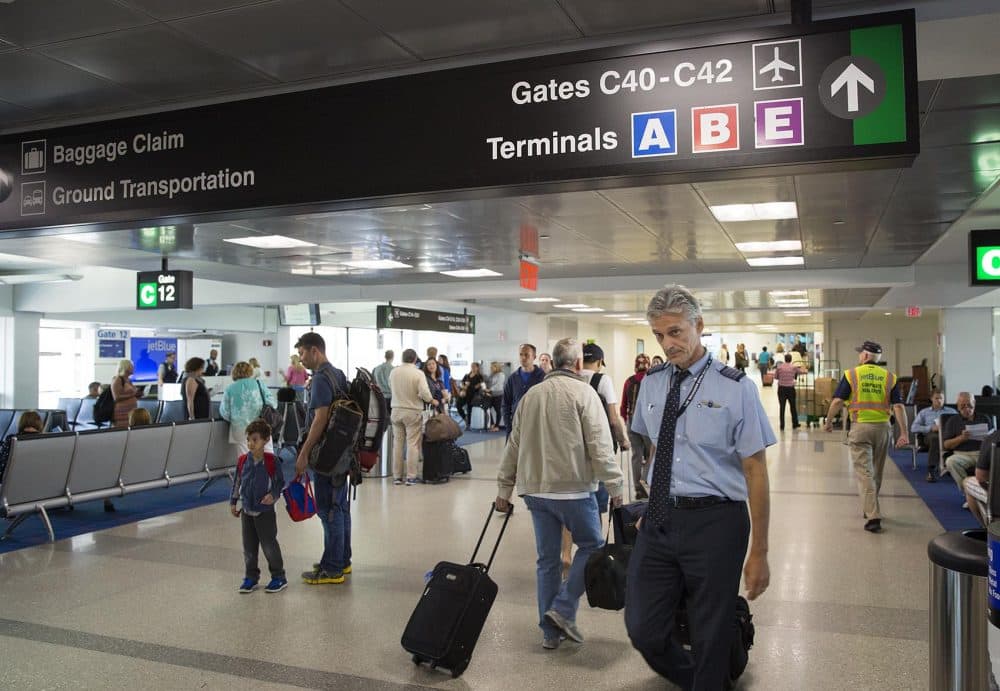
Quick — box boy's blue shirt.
[230,451,284,514]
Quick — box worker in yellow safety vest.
[824,340,908,533]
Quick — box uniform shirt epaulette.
[646,362,669,376]
[716,364,746,382]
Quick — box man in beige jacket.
[389,348,433,486]
[496,338,624,650]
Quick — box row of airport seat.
[0,409,69,440]
[55,397,222,431]
[0,418,236,543]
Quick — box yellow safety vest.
[846,364,895,423]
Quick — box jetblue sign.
[0,11,917,233]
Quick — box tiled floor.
[0,382,939,690]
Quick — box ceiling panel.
[37,26,277,99]
[559,0,773,35]
[0,0,152,47]
[120,0,267,21]
[930,74,1000,109]
[171,0,415,81]
[341,0,580,59]
[0,50,149,115]
[921,105,1000,148]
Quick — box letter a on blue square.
[632,110,677,158]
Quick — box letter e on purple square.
[754,98,804,148]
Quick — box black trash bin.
[928,529,989,690]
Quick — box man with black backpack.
[293,333,353,586]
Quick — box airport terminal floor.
[0,375,939,691]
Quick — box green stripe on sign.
[851,24,906,145]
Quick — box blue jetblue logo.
[631,110,677,158]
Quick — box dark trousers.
[625,501,750,691]
[777,385,798,429]
[490,396,502,428]
[241,511,285,581]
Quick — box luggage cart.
[795,367,819,428]
[814,360,842,428]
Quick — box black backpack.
[350,367,389,464]
[308,367,363,486]
[589,372,620,453]
[93,382,116,424]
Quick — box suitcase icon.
[24,146,43,171]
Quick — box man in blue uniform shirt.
[625,285,774,691]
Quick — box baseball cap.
[583,343,605,364]
[854,340,883,355]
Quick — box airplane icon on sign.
[759,47,796,82]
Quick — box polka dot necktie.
[646,368,690,527]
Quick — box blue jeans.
[523,495,604,638]
[312,473,352,574]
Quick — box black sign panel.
[0,11,917,232]
[377,305,475,334]
[136,270,193,310]
[969,230,1000,286]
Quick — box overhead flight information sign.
[0,11,917,232]
[969,230,1000,286]
[377,305,475,334]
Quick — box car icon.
[23,188,43,207]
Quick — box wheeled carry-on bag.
[401,502,513,678]
[421,438,454,483]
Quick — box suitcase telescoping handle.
[470,502,513,573]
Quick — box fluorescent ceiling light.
[342,259,413,270]
[758,324,777,329]
[572,307,605,312]
[439,268,502,278]
[783,311,812,316]
[520,297,560,302]
[224,235,317,249]
[605,313,630,318]
[769,290,807,297]
[774,299,810,307]
[710,202,798,222]
[746,256,804,267]
[735,240,802,253]
[0,273,83,285]
[554,303,588,308]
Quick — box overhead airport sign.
[0,11,917,232]
[136,270,193,310]
[969,230,1000,286]
[377,305,475,334]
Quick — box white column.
[941,307,994,400]
[8,311,41,409]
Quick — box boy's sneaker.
[312,563,352,575]
[238,578,258,593]
[542,636,561,650]
[393,478,404,486]
[264,577,288,593]
[302,569,345,585]
[405,477,418,486]
[544,609,584,643]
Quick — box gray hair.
[646,284,701,324]
[552,338,582,370]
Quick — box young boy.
[231,419,287,593]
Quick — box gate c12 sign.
[136,270,193,309]
[969,230,1000,286]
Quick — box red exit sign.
[906,306,922,318]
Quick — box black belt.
[668,495,732,509]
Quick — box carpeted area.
[887,446,980,532]
[0,478,235,555]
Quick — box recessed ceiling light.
[572,307,605,312]
[520,297,560,302]
[784,311,812,316]
[774,299,810,307]
[769,290,807,297]
[224,235,317,249]
[736,240,802,253]
[439,268,503,278]
[710,202,798,222]
[884,312,892,315]
[605,313,630,318]
[342,259,413,270]
[758,324,777,329]
[554,303,588,308]
[746,256,805,267]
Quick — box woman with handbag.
[221,361,278,454]
[456,362,484,427]
[422,358,451,414]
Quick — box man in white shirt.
[911,391,957,482]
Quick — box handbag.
[282,473,316,522]
[584,508,632,610]
[257,381,283,438]
[424,411,462,442]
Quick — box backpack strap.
[236,452,248,478]
[263,452,277,478]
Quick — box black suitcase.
[422,439,453,483]
[401,503,513,678]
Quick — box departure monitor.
[278,304,321,326]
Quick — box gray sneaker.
[544,609,584,643]
[542,635,561,650]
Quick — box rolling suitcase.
[451,443,472,474]
[762,372,774,387]
[402,503,513,678]
[421,438,453,483]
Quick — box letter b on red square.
[692,105,740,153]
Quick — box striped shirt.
[775,362,804,387]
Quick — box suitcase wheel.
[412,655,422,666]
